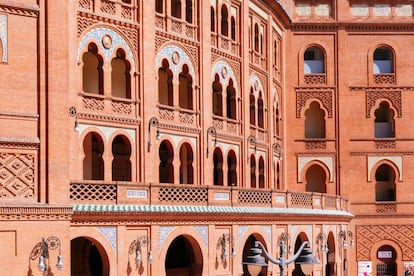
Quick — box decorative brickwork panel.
[238,190,271,205]
[290,192,313,208]
[304,74,326,85]
[82,95,105,111]
[70,183,117,202]
[121,6,133,20]
[111,100,132,115]
[375,203,396,213]
[158,107,175,121]
[296,88,334,118]
[79,0,92,10]
[306,140,327,149]
[357,225,414,261]
[375,140,396,149]
[178,111,195,125]
[100,0,116,15]
[158,186,208,204]
[374,74,395,85]
[366,89,402,118]
[0,152,36,199]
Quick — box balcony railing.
[79,93,138,117]
[70,181,348,212]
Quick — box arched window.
[305,101,326,138]
[159,141,174,183]
[210,7,215,32]
[276,162,280,189]
[375,164,395,201]
[156,0,163,13]
[258,157,265,188]
[158,59,174,106]
[212,73,223,116]
[111,49,131,99]
[231,16,236,41]
[185,0,193,23]
[171,0,182,18]
[213,148,223,185]
[227,150,237,186]
[258,92,264,128]
[275,101,280,136]
[179,143,194,184]
[254,23,259,52]
[304,46,324,74]
[82,43,103,95]
[373,47,393,74]
[250,155,256,188]
[273,40,277,68]
[83,132,104,180]
[374,101,394,138]
[226,79,236,119]
[179,64,193,110]
[221,4,228,36]
[305,164,326,193]
[112,135,131,181]
[249,88,255,125]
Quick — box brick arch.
[155,44,197,83]
[77,26,136,68]
[298,156,334,183]
[367,156,402,182]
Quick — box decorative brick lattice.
[221,38,230,50]
[158,107,175,121]
[185,25,196,40]
[0,153,35,199]
[366,89,402,118]
[155,15,165,30]
[171,20,183,34]
[77,16,97,37]
[304,74,326,85]
[375,140,396,149]
[178,111,194,125]
[226,121,238,134]
[376,203,396,213]
[121,6,133,20]
[213,118,224,130]
[357,225,414,261]
[158,186,208,204]
[70,183,117,202]
[324,196,336,209]
[306,140,327,149]
[374,74,395,85]
[238,190,272,205]
[290,192,313,208]
[111,101,132,115]
[100,0,116,15]
[296,88,334,118]
[79,0,92,10]
[82,96,105,111]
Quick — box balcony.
[158,104,198,127]
[155,13,198,41]
[79,93,138,118]
[70,181,348,212]
[78,0,138,23]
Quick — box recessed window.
[304,47,324,74]
[373,47,393,74]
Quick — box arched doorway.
[377,245,396,276]
[326,232,336,276]
[242,234,268,276]
[71,237,110,276]
[165,235,203,276]
[293,232,310,276]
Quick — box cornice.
[78,112,141,126]
[0,136,40,149]
[0,1,39,17]
[77,10,139,28]
[291,21,414,32]
[0,204,73,221]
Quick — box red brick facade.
[0,0,413,275]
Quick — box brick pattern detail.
[357,225,414,261]
[158,186,208,204]
[374,74,395,85]
[100,0,116,15]
[290,192,313,207]
[77,14,139,54]
[70,183,117,202]
[366,89,402,118]
[79,0,92,10]
[375,140,396,149]
[304,74,326,85]
[238,190,272,205]
[296,88,334,118]
[306,140,327,149]
[0,152,36,199]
